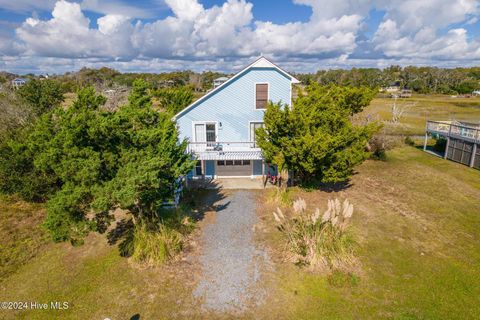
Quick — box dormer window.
[255,83,269,109]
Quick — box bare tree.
[390,96,416,123]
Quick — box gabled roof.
[174,56,300,120]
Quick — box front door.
[194,122,216,150]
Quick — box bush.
[132,223,183,265]
[129,209,194,266]
[273,198,356,271]
[130,210,194,266]
[404,136,415,146]
[433,137,447,152]
[368,134,387,161]
[266,188,293,206]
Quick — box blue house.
[174,57,300,180]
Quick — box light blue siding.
[253,160,263,175]
[176,68,292,142]
[205,160,215,177]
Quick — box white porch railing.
[426,120,480,142]
[187,141,260,153]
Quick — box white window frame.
[249,120,264,147]
[253,82,269,110]
[192,121,218,143]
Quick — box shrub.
[433,137,447,152]
[273,198,356,271]
[131,223,183,265]
[404,136,415,146]
[266,188,293,206]
[130,210,194,266]
[368,134,387,161]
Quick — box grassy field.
[1,94,479,319]
[364,94,480,135]
[256,146,480,319]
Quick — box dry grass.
[273,198,357,272]
[0,195,49,279]
[363,94,480,136]
[257,146,480,319]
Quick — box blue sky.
[0,0,479,74]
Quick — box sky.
[0,0,479,74]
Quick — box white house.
[11,78,27,89]
[174,57,300,180]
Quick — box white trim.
[253,82,269,110]
[191,121,219,143]
[249,120,264,143]
[289,84,292,107]
[173,56,300,120]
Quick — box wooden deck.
[424,120,480,169]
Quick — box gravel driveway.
[193,190,271,314]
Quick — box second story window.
[255,83,268,109]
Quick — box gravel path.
[193,190,271,313]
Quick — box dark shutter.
[256,84,268,109]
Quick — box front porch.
[185,141,278,184]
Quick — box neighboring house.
[472,90,480,96]
[174,56,300,180]
[213,76,229,88]
[11,78,27,89]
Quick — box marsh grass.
[273,198,357,272]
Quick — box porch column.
[444,137,450,160]
[423,132,428,151]
[470,143,477,168]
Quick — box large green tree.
[1,79,194,243]
[17,79,64,115]
[256,84,379,184]
[155,86,194,114]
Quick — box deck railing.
[187,141,259,153]
[426,121,480,142]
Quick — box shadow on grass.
[296,177,354,193]
[107,218,134,257]
[105,183,228,258]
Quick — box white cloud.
[372,0,480,61]
[3,0,480,73]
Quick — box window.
[234,160,242,165]
[243,160,250,165]
[206,123,216,146]
[226,160,234,166]
[195,160,202,175]
[255,83,268,109]
[250,122,264,146]
[217,160,225,166]
[194,122,216,146]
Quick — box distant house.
[11,78,27,89]
[472,90,480,96]
[394,89,412,98]
[174,56,300,181]
[213,76,229,88]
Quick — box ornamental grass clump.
[131,222,184,266]
[273,198,356,271]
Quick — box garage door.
[216,160,252,176]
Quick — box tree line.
[294,66,480,94]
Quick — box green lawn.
[364,94,480,136]
[257,147,480,319]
